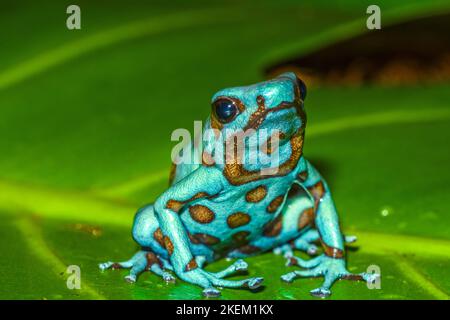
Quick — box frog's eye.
[296,76,307,101]
[213,98,238,123]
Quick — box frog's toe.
[366,273,381,284]
[234,259,248,272]
[306,245,318,256]
[345,235,357,243]
[310,287,331,298]
[124,274,137,283]
[203,287,221,298]
[162,272,176,283]
[247,277,264,290]
[212,259,248,278]
[99,261,114,271]
[280,272,297,283]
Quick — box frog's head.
[209,72,306,142]
[204,72,307,182]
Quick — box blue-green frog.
[99,72,378,298]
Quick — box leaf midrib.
[0,7,241,91]
[15,217,105,300]
[1,179,450,261]
[390,254,449,299]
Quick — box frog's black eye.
[296,76,307,101]
[213,98,238,123]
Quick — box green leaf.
[0,0,449,300]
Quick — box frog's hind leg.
[99,250,175,283]
[274,229,320,257]
[283,231,357,267]
[99,204,175,283]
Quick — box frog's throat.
[222,129,304,186]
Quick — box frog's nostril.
[295,76,307,101]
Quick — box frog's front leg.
[281,160,378,298]
[154,166,263,297]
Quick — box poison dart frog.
[99,72,378,298]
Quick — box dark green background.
[0,0,449,299]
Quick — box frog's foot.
[192,272,264,298]
[201,272,264,297]
[211,259,249,278]
[99,250,175,284]
[281,254,379,298]
[201,259,261,296]
[179,258,262,297]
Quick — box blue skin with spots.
[99,72,378,298]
